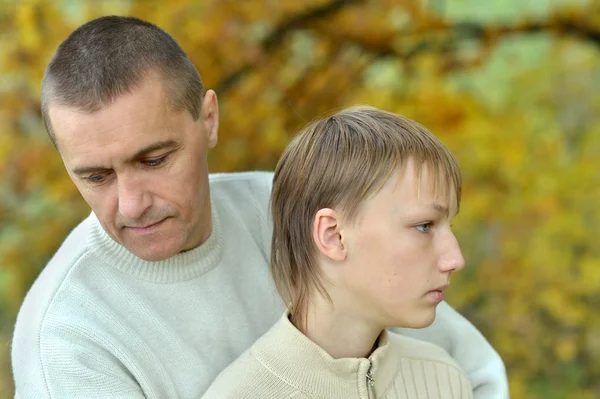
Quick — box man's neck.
[297,294,383,359]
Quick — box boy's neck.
[297,294,383,359]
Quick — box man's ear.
[312,208,347,262]
[201,89,219,149]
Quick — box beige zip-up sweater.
[202,313,474,399]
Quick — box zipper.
[366,360,375,399]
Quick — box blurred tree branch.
[216,7,600,95]
[216,0,365,93]
[325,16,600,65]
[458,17,600,48]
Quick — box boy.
[206,105,473,398]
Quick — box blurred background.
[1,0,599,397]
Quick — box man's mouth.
[126,218,168,233]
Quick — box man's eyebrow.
[130,140,180,160]
[71,140,180,176]
[72,165,110,176]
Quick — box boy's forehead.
[387,162,458,214]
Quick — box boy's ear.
[312,208,347,262]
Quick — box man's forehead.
[51,103,176,154]
[48,105,96,137]
[51,105,167,136]
[49,77,171,139]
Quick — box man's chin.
[120,234,184,261]
[129,245,181,262]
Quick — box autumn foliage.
[1,1,599,398]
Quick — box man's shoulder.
[208,172,274,253]
[12,214,101,391]
[14,214,97,323]
[209,171,273,214]
[209,171,273,187]
[18,214,96,309]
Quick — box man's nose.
[117,174,151,221]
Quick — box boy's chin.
[388,310,437,329]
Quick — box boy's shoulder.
[384,331,473,399]
[386,330,463,370]
[202,345,298,398]
[203,316,304,398]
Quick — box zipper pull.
[366,361,375,399]
[366,368,375,387]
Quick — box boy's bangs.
[414,159,462,216]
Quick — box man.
[11,15,508,399]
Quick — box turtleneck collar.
[251,313,400,398]
[86,202,223,284]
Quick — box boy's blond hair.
[270,106,462,325]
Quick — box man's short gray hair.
[41,15,204,148]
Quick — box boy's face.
[338,158,464,329]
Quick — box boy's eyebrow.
[71,140,180,176]
[431,203,461,218]
[431,203,449,216]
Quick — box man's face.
[339,159,465,329]
[49,75,219,261]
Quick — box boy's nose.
[438,233,465,273]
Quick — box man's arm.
[12,325,148,399]
[391,300,509,399]
[10,217,150,398]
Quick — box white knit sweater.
[203,313,473,399]
[11,172,507,398]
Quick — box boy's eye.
[415,222,433,233]
[142,155,167,167]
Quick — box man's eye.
[86,174,106,184]
[415,222,433,233]
[142,155,167,167]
